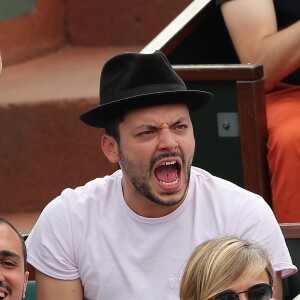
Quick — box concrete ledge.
[0,46,142,103]
[0,46,142,215]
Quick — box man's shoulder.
[51,169,123,208]
[65,169,122,194]
[190,166,262,200]
[38,169,123,225]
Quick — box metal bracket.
[217,112,240,137]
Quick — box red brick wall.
[0,98,119,213]
[66,0,192,46]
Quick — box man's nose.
[157,128,178,151]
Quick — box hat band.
[103,83,187,103]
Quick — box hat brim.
[80,90,213,128]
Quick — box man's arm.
[220,0,300,92]
[36,269,83,300]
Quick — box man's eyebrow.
[0,250,21,259]
[136,117,191,129]
[136,124,157,130]
[173,117,190,124]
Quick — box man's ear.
[101,134,120,163]
[22,271,29,298]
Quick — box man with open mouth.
[0,217,29,300]
[26,51,296,300]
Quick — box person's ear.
[101,134,120,163]
[22,271,29,298]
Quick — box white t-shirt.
[26,167,297,300]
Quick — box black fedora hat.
[80,50,213,128]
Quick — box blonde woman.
[180,237,274,300]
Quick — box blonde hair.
[180,236,275,300]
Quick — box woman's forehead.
[228,270,270,291]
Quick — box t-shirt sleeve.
[235,198,297,278]
[25,194,79,280]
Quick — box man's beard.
[119,150,192,206]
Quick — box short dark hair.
[103,111,126,144]
[0,217,27,271]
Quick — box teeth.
[160,177,179,186]
[161,160,176,166]
[0,291,5,298]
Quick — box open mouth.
[0,291,7,299]
[154,160,181,187]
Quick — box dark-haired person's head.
[0,217,29,299]
[80,51,213,212]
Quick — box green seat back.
[24,280,36,300]
[188,80,243,187]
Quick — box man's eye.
[174,124,187,130]
[140,130,154,136]
[1,260,17,267]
